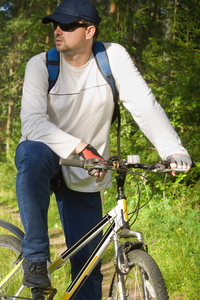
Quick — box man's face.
[53,22,89,55]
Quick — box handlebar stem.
[116,170,127,200]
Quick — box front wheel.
[109,249,169,300]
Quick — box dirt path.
[101,261,115,299]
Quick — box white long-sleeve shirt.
[20,42,189,192]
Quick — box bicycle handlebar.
[59,157,190,173]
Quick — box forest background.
[0,0,199,299]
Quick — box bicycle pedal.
[31,288,45,300]
[31,288,57,300]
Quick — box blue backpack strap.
[92,41,118,103]
[46,47,60,93]
[93,41,121,159]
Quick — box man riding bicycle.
[15,0,192,299]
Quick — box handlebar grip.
[59,158,85,168]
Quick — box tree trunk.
[6,63,13,158]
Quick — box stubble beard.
[55,41,70,54]
[55,42,79,58]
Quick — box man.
[15,0,192,299]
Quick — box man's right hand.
[78,144,105,162]
[75,142,107,182]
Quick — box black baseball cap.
[42,0,101,26]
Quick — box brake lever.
[83,158,112,171]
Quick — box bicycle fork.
[113,234,128,300]
[113,169,145,300]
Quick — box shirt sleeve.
[106,43,189,159]
[20,53,81,158]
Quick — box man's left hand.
[166,154,192,176]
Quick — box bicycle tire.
[110,249,169,300]
[0,234,31,299]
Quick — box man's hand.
[78,144,107,182]
[166,154,192,176]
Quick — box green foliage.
[0,0,56,161]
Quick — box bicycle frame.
[48,196,143,300]
[0,204,143,300]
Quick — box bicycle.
[0,155,190,300]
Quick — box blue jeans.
[15,141,103,300]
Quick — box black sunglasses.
[52,22,88,32]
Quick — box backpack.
[46,41,121,159]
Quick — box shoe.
[22,260,51,288]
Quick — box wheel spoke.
[133,266,143,299]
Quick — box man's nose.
[54,25,63,34]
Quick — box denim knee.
[15,141,59,177]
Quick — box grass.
[0,161,200,299]
[136,198,200,299]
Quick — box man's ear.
[85,25,96,40]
